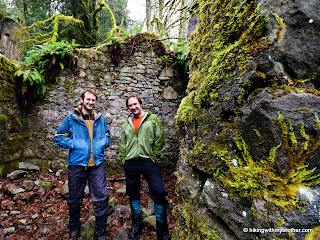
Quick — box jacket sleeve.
[118,123,126,164]
[54,115,74,149]
[151,116,165,161]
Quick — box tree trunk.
[178,0,187,42]
[146,0,154,32]
[92,0,97,44]
[20,0,28,21]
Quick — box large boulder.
[176,0,320,239]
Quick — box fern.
[15,40,79,103]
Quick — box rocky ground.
[0,163,179,239]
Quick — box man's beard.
[83,104,93,113]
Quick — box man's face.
[127,97,143,117]
[80,92,96,113]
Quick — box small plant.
[172,202,219,240]
[157,41,190,73]
[14,67,45,98]
[14,40,79,107]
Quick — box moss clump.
[212,114,320,224]
[41,181,52,189]
[0,114,8,122]
[0,54,17,74]
[177,0,274,128]
[294,108,310,112]
[172,202,219,240]
[305,225,320,240]
[176,93,200,127]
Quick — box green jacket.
[118,111,165,164]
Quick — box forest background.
[0,0,190,48]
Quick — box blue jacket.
[54,109,110,166]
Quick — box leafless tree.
[145,0,189,40]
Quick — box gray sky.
[127,0,146,21]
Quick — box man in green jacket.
[118,94,169,240]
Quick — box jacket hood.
[73,105,102,121]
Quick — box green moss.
[0,114,8,122]
[10,117,22,131]
[39,161,51,170]
[271,12,285,42]
[183,109,320,230]
[210,114,320,224]
[172,203,219,240]
[3,134,26,155]
[176,94,200,127]
[305,225,320,240]
[267,77,320,98]
[188,139,228,174]
[176,0,277,128]
[62,79,73,96]
[0,54,16,74]
[41,181,52,189]
[0,165,4,177]
[294,108,310,112]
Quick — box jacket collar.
[128,110,151,121]
[73,105,102,121]
[127,110,151,130]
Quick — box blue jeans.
[124,158,168,204]
[67,164,109,217]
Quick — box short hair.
[126,94,142,108]
[81,89,97,100]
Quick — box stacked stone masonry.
[20,44,187,172]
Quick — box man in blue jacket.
[55,89,110,240]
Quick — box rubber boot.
[69,206,81,240]
[128,200,143,240]
[155,203,170,240]
[94,214,108,240]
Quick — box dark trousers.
[124,158,168,204]
[67,164,109,217]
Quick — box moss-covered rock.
[0,55,25,174]
[176,0,320,239]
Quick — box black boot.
[128,214,143,239]
[95,214,108,240]
[69,227,80,240]
[155,203,170,240]
[69,206,81,240]
[128,200,143,240]
[156,221,170,240]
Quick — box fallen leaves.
[0,168,179,239]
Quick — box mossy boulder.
[176,0,320,239]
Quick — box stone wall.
[18,43,187,172]
[0,56,23,173]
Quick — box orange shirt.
[132,113,145,134]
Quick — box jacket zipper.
[72,114,95,167]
